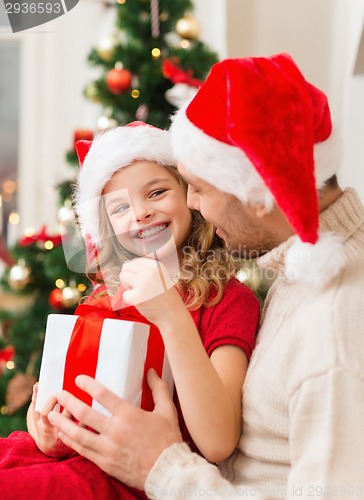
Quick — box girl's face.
[102,160,192,258]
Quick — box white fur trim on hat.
[285,232,347,287]
[75,126,175,246]
[170,104,275,210]
[170,104,341,208]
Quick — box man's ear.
[254,203,270,218]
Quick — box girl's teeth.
[139,224,167,239]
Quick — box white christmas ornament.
[97,115,118,131]
[164,31,181,48]
[58,203,75,223]
[165,83,198,108]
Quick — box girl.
[22,122,260,497]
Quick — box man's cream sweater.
[146,189,364,499]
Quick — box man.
[49,54,364,498]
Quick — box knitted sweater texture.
[145,189,364,499]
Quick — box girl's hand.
[27,383,73,458]
[119,257,186,328]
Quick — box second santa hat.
[74,122,175,247]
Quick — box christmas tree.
[0,0,219,436]
[67,0,219,165]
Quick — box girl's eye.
[113,204,130,214]
[150,189,166,198]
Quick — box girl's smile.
[131,221,173,255]
[133,221,170,240]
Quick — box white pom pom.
[285,233,347,287]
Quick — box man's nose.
[186,186,200,211]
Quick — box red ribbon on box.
[63,291,165,411]
[18,225,62,247]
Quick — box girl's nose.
[135,203,153,222]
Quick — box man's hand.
[48,369,183,490]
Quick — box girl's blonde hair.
[87,165,238,310]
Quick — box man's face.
[177,162,280,258]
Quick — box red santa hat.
[170,53,346,287]
[74,121,176,247]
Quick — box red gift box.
[35,304,173,416]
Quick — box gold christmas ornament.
[84,83,101,103]
[131,89,140,99]
[96,35,118,62]
[151,47,161,59]
[62,285,81,308]
[139,11,150,22]
[236,260,263,292]
[8,260,31,291]
[176,14,200,40]
[44,240,54,250]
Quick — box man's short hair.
[324,175,339,190]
